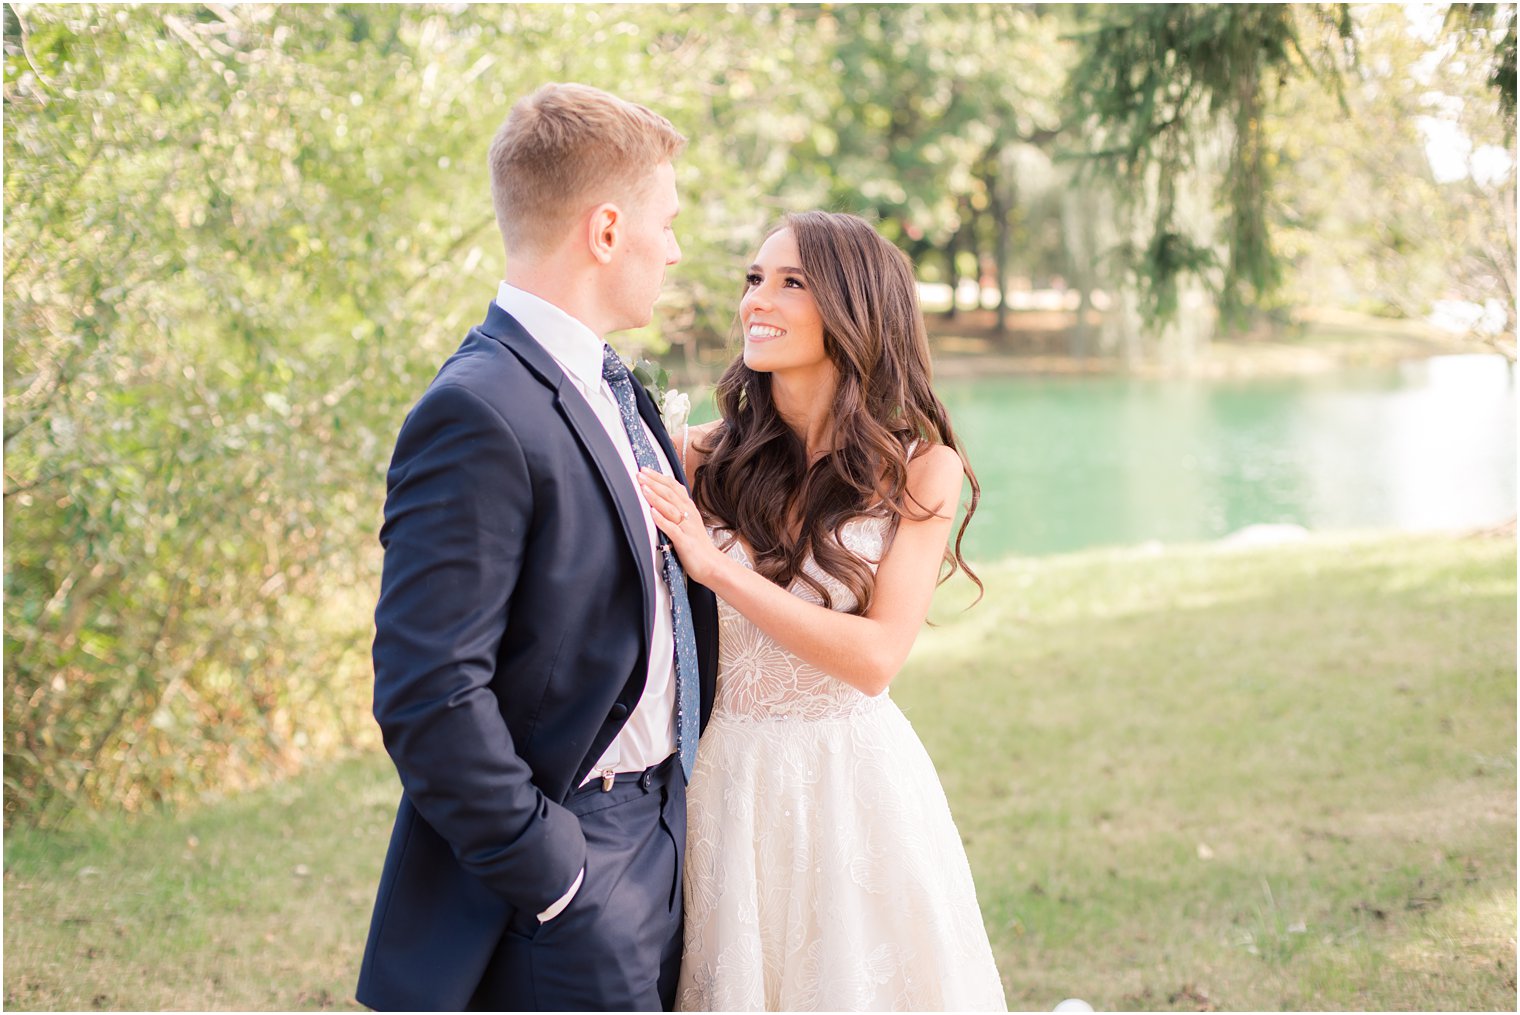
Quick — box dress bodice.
[709,515,893,721]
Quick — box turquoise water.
[690,355,1516,562]
[937,354,1517,560]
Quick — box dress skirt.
[675,696,1008,1011]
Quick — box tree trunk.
[987,174,1010,338]
[944,225,962,320]
[1071,285,1092,359]
[681,330,696,380]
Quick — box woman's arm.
[639,444,965,696]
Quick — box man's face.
[607,160,681,334]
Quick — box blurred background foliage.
[3,3,1514,825]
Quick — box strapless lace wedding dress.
[675,516,1007,1012]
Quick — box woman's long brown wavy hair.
[692,211,981,613]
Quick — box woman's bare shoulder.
[689,419,723,444]
[909,441,961,475]
[683,419,724,475]
[905,443,964,514]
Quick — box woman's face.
[739,228,828,376]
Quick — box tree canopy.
[4,3,1513,823]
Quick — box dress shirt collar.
[494,281,605,396]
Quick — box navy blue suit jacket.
[356,303,719,1011]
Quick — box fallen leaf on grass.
[1168,984,1216,1011]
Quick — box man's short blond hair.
[489,83,686,256]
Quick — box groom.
[356,83,718,1011]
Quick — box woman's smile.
[745,322,786,342]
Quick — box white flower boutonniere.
[629,356,692,468]
[630,357,689,433]
[660,388,692,435]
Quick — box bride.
[637,211,1007,1011]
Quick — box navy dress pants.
[468,756,686,1011]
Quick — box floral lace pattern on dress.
[708,516,892,722]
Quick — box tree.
[3,4,513,820]
[778,5,1070,334]
[1065,4,1357,335]
[0,2,825,822]
[1271,3,1516,358]
[1446,2,1517,139]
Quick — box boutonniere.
[630,357,691,435]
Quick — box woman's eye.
[744,273,762,287]
[784,277,805,289]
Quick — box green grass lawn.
[908,530,1517,1011]
[5,531,1514,1011]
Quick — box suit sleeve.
[371,382,586,913]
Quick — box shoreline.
[924,307,1506,379]
[927,338,1509,380]
[959,519,1518,571]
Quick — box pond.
[936,354,1517,561]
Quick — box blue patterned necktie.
[601,345,701,783]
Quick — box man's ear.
[588,203,619,265]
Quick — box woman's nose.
[742,282,770,313]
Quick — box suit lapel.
[476,305,658,643]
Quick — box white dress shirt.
[494,283,679,778]
[494,282,680,922]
